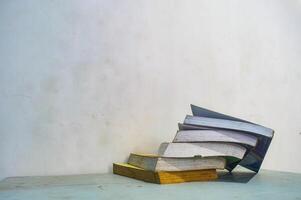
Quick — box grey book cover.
[188,105,274,172]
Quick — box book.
[179,121,269,157]
[128,153,226,171]
[191,104,254,123]
[113,163,218,184]
[158,142,246,171]
[178,123,211,130]
[189,105,274,172]
[184,115,273,137]
[173,130,258,147]
[158,142,246,159]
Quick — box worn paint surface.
[0,169,300,200]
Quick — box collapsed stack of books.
[113,105,274,184]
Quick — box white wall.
[1,0,301,179]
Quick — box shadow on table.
[216,171,257,183]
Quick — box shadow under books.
[216,169,257,183]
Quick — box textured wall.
[1,0,301,179]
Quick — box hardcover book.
[113,163,218,184]
[158,142,246,171]
[128,153,226,171]
[173,129,258,147]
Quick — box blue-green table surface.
[0,168,300,200]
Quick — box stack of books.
[113,105,274,184]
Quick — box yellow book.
[113,163,218,184]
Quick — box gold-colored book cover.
[113,163,217,184]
